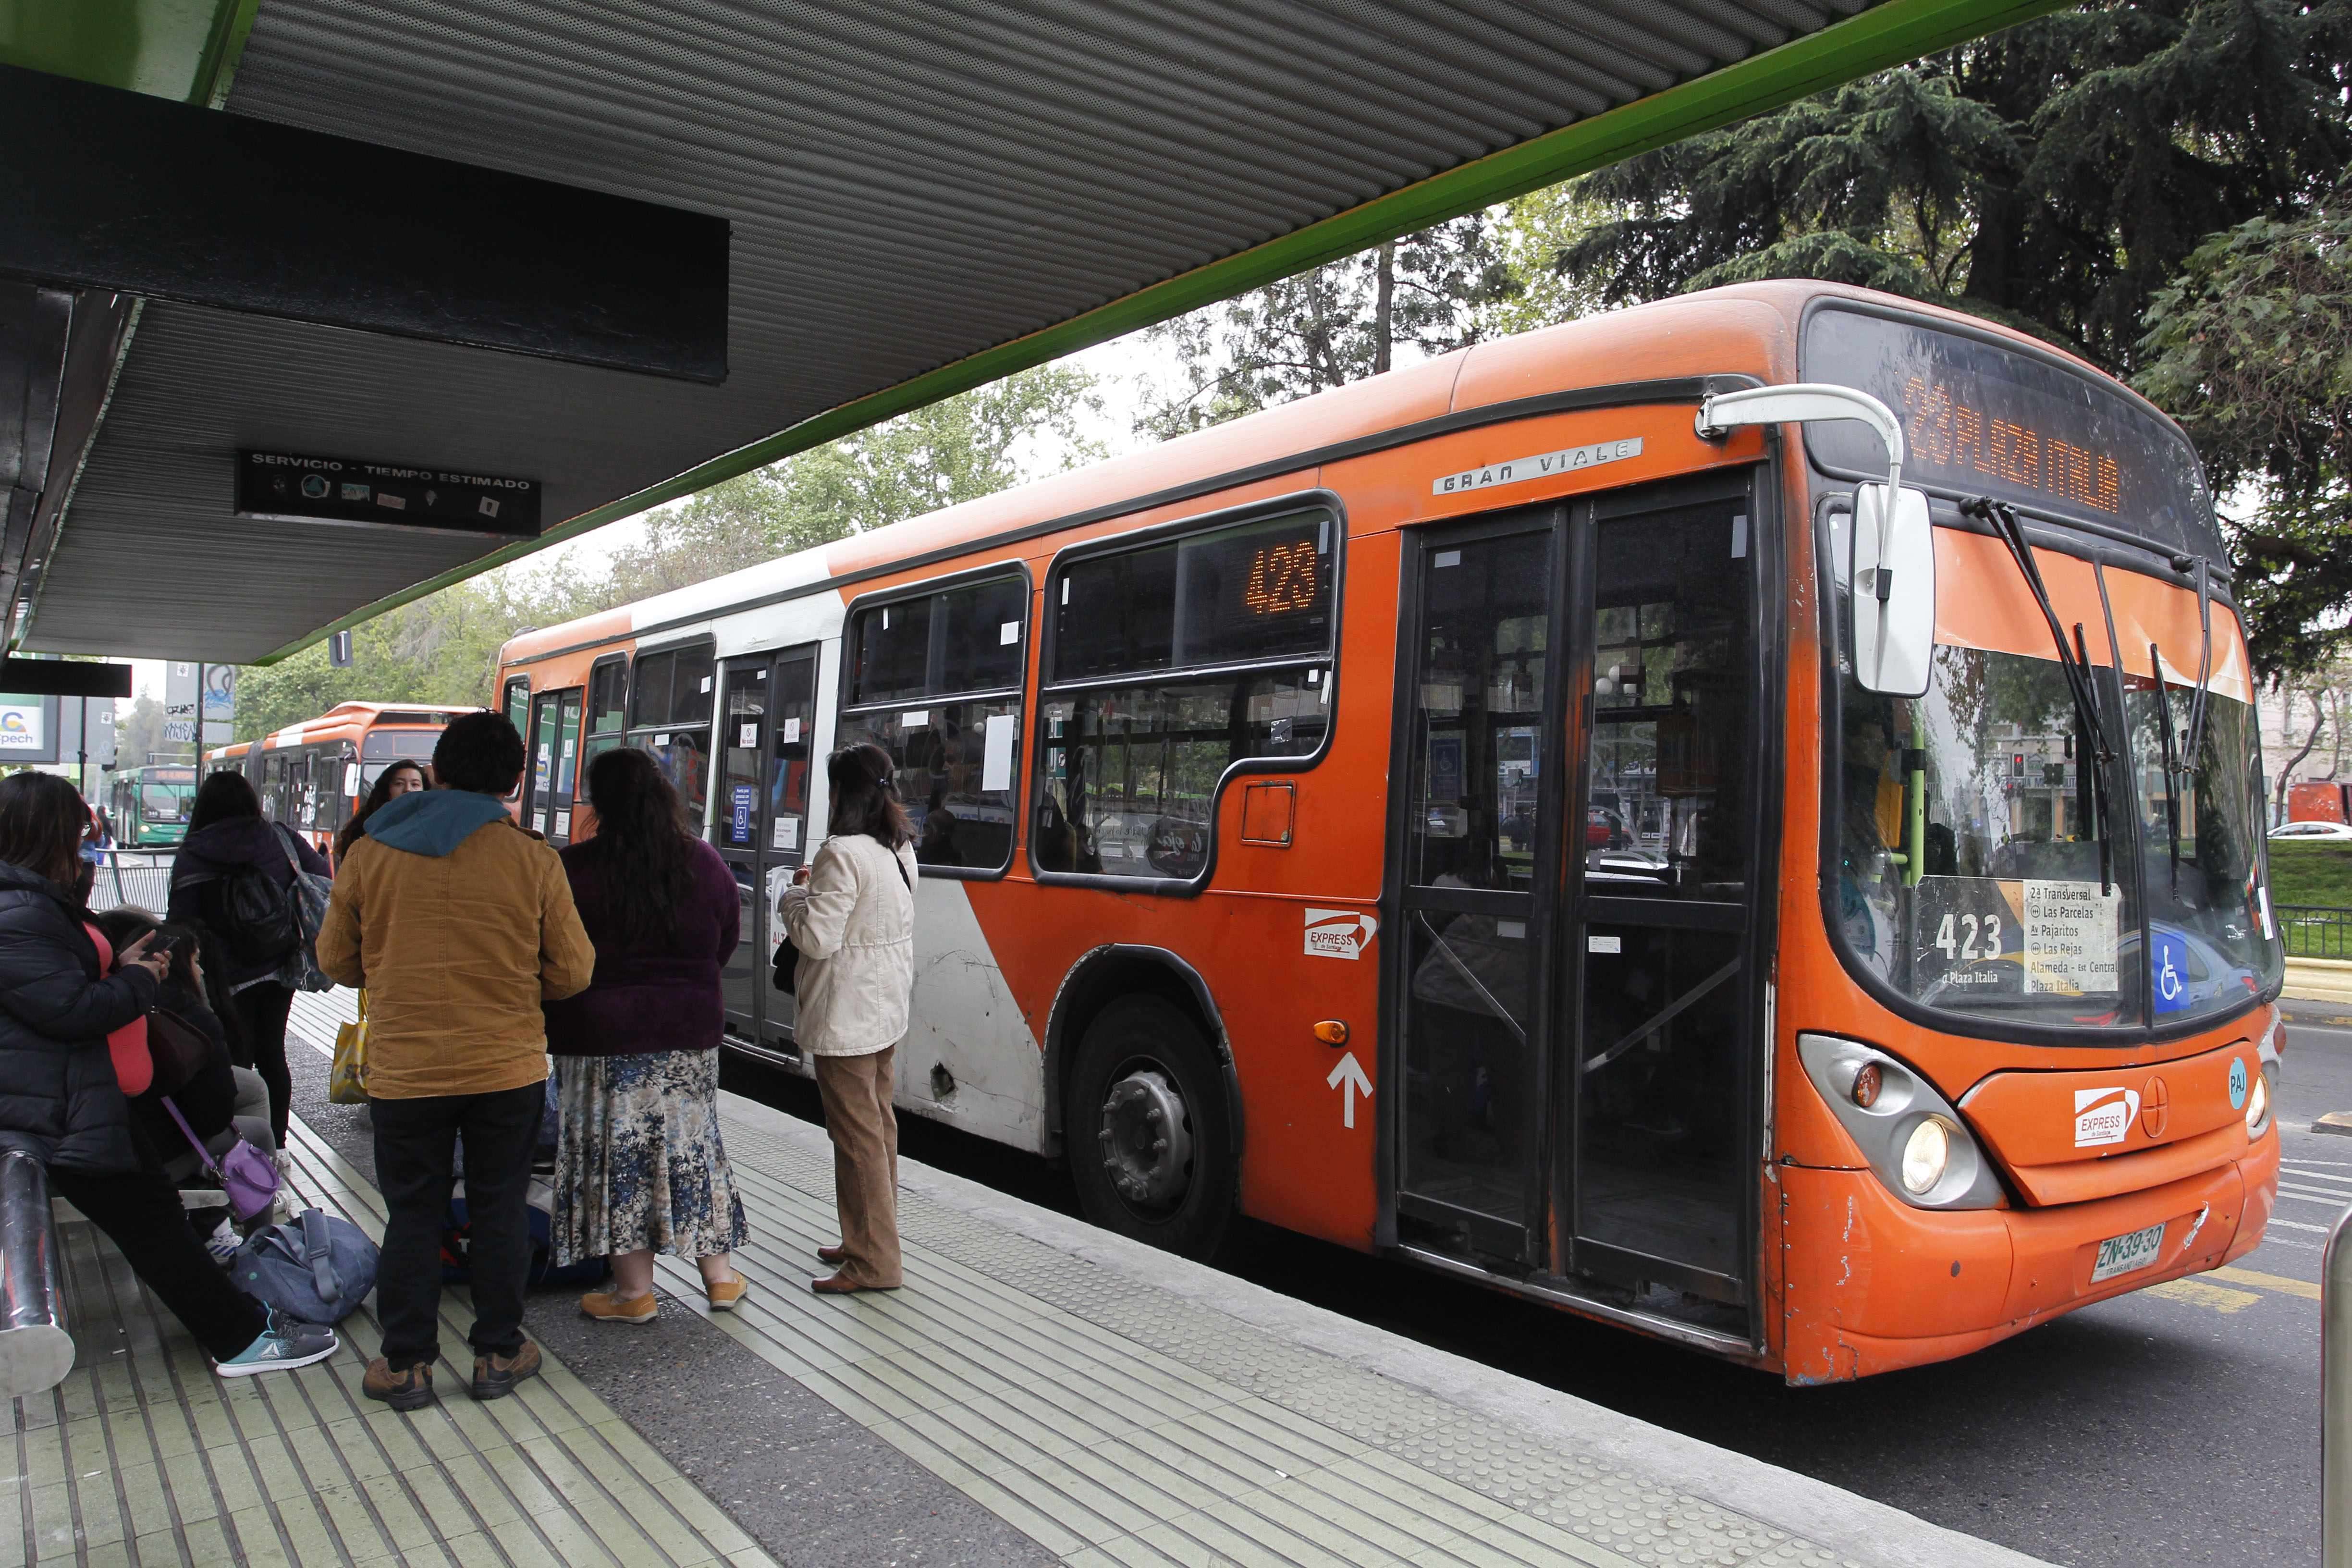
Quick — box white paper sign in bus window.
[2023,879,2119,993]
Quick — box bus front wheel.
[1067,995,1235,1260]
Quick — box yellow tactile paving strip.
[658,1111,1863,1568]
[4,1123,779,1568]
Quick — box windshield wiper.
[2150,641,2181,897]
[2182,555,2213,770]
[1962,497,2115,894]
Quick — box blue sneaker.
[215,1308,337,1378]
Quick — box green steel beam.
[0,0,258,105]
[224,0,2072,662]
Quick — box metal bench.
[0,1149,73,1397]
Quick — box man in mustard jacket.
[317,712,594,1412]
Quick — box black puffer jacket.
[0,858,157,1172]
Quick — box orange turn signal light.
[1313,1020,1349,1047]
[1852,1062,1882,1108]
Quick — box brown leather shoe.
[580,1287,658,1323]
[471,1340,541,1401]
[815,1243,847,1265]
[362,1357,435,1411]
[810,1272,899,1294]
[704,1274,750,1312]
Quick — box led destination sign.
[234,450,542,539]
[1801,308,2223,563]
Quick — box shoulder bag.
[270,824,336,993]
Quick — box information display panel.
[1801,307,2221,561]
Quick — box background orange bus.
[498,281,2283,1381]
[208,702,478,854]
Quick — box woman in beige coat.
[778,742,918,1294]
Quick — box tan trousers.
[812,1046,901,1288]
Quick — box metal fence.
[89,849,175,915]
[2279,906,2352,961]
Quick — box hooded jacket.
[314,790,595,1099]
[0,858,157,1171]
[167,817,331,988]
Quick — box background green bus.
[108,765,197,847]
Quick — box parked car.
[2270,820,2352,841]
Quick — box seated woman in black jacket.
[0,772,335,1378]
[90,909,273,1144]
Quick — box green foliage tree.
[2135,195,2352,678]
[114,693,166,768]
[1137,214,1521,440]
[597,364,1102,604]
[1553,0,2352,377]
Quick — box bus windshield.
[1828,531,2279,1034]
[140,780,191,821]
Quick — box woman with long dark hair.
[546,746,749,1323]
[333,759,428,863]
[0,772,334,1375]
[778,741,917,1294]
[168,770,328,1146]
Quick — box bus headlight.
[1798,1035,2004,1209]
[2245,1067,2271,1137]
[1901,1117,1952,1194]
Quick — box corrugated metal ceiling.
[34,0,1875,661]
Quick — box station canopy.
[0,0,2059,664]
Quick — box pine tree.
[1554,0,2352,377]
[2135,194,2352,677]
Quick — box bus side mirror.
[1851,484,1935,698]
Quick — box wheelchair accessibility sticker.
[2150,930,2191,1016]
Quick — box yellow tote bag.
[329,991,370,1104]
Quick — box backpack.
[231,1208,379,1324]
[441,1175,605,1288]
[207,861,301,967]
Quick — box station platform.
[2,993,2053,1568]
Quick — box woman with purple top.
[546,746,750,1323]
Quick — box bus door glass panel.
[527,693,563,835]
[1571,483,1757,1302]
[260,754,287,824]
[1395,519,1555,1266]
[286,753,313,832]
[711,660,768,1042]
[502,677,529,805]
[550,691,584,844]
[761,646,821,1044]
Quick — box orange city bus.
[207,702,478,856]
[497,282,2282,1381]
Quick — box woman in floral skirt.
[547,746,749,1321]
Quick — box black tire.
[1066,994,1236,1260]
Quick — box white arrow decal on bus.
[1327,1051,1372,1129]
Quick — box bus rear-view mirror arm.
[1696,384,1936,698]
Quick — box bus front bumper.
[1777,1130,2278,1383]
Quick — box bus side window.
[836,574,1027,874]
[584,656,629,765]
[625,641,715,830]
[1035,507,1335,883]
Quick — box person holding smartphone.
[0,773,335,1377]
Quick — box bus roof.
[499,281,2201,665]
[246,701,484,753]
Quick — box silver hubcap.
[1097,1068,1194,1210]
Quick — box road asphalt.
[729,1005,2335,1568]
